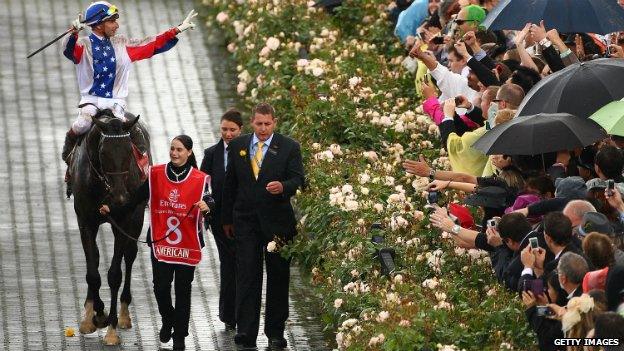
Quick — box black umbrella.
[482,0,624,35]
[472,113,606,155]
[515,59,624,119]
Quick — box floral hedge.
[200,0,535,350]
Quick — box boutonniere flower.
[239,149,247,157]
[267,235,286,253]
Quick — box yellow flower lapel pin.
[240,149,247,157]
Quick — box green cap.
[464,5,486,24]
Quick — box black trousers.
[209,217,236,325]
[235,214,290,342]
[151,252,196,341]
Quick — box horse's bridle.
[88,131,132,192]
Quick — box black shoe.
[159,323,172,343]
[234,333,247,345]
[172,338,185,350]
[225,322,236,331]
[268,337,287,348]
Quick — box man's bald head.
[496,83,525,110]
[563,200,597,227]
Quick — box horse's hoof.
[118,303,132,329]
[103,326,120,345]
[80,301,97,334]
[79,320,97,334]
[93,313,109,329]
[118,316,132,329]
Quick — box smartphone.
[430,36,445,45]
[529,237,539,250]
[523,279,544,297]
[536,305,554,317]
[427,191,439,205]
[423,74,431,85]
[607,179,615,196]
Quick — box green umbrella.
[589,101,624,137]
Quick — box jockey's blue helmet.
[84,1,119,27]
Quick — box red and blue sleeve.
[63,33,84,64]
[126,28,179,62]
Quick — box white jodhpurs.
[71,95,128,135]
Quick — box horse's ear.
[122,114,140,132]
[92,117,108,131]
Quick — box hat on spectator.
[464,186,508,209]
[464,5,486,25]
[577,147,596,171]
[554,176,587,200]
[578,212,614,237]
[448,203,475,229]
[585,178,624,194]
[505,193,541,214]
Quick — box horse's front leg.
[78,220,104,334]
[118,239,138,329]
[103,233,125,345]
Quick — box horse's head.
[91,110,140,207]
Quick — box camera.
[607,179,615,196]
[529,237,539,250]
[427,191,439,205]
[536,305,554,317]
[430,36,445,45]
[487,217,500,229]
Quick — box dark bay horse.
[69,108,150,345]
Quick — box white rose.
[236,82,247,95]
[267,241,277,252]
[312,67,324,77]
[334,298,343,308]
[376,310,389,322]
[216,11,229,23]
[348,76,362,88]
[373,203,384,213]
[259,46,271,57]
[297,58,309,67]
[266,37,281,50]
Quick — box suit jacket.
[222,133,305,241]
[200,139,226,227]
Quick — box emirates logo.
[168,188,180,203]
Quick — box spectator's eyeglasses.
[454,19,475,25]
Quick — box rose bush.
[201,0,535,349]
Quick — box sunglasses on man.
[454,19,475,25]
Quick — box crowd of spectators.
[394,0,624,349]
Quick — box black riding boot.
[62,129,78,198]
[62,128,79,164]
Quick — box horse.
[68,108,150,345]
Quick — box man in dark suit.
[200,109,243,330]
[222,103,305,349]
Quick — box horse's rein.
[103,204,198,245]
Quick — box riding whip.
[26,9,105,59]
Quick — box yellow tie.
[251,141,264,179]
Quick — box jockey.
[60,1,198,164]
